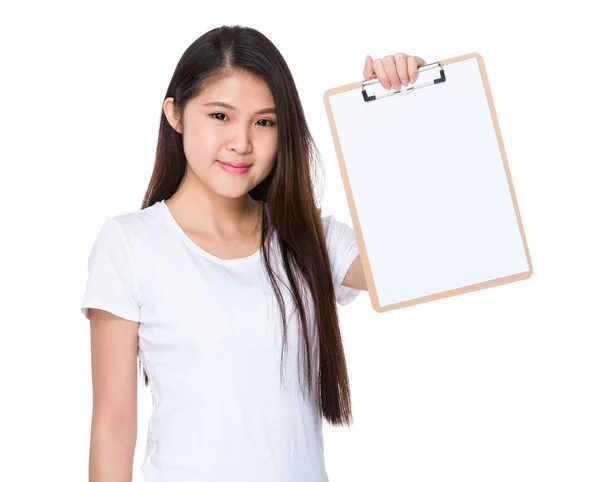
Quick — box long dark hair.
[139,24,352,426]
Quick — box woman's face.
[166,71,278,199]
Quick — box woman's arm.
[88,308,140,482]
[341,254,368,291]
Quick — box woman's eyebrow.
[203,101,277,115]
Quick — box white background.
[1,1,598,481]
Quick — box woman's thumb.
[364,54,375,79]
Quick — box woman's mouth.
[217,160,249,174]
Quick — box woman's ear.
[163,97,182,134]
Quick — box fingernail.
[392,83,401,90]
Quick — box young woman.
[81,24,426,482]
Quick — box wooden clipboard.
[323,52,533,313]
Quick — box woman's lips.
[217,160,249,174]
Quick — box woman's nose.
[228,126,252,153]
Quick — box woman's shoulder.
[105,200,165,239]
[319,212,353,236]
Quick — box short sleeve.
[80,217,141,322]
[321,214,362,306]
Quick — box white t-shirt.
[80,199,361,482]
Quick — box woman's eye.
[210,113,275,127]
[210,113,228,121]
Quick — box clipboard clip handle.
[361,62,446,102]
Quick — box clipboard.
[323,52,533,313]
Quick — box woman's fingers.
[365,52,428,89]
[372,57,391,90]
[390,52,410,89]
[407,55,427,83]
[363,55,376,80]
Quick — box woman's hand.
[363,53,427,90]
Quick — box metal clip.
[361,62,446,102]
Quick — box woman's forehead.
[194,73,275,112]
